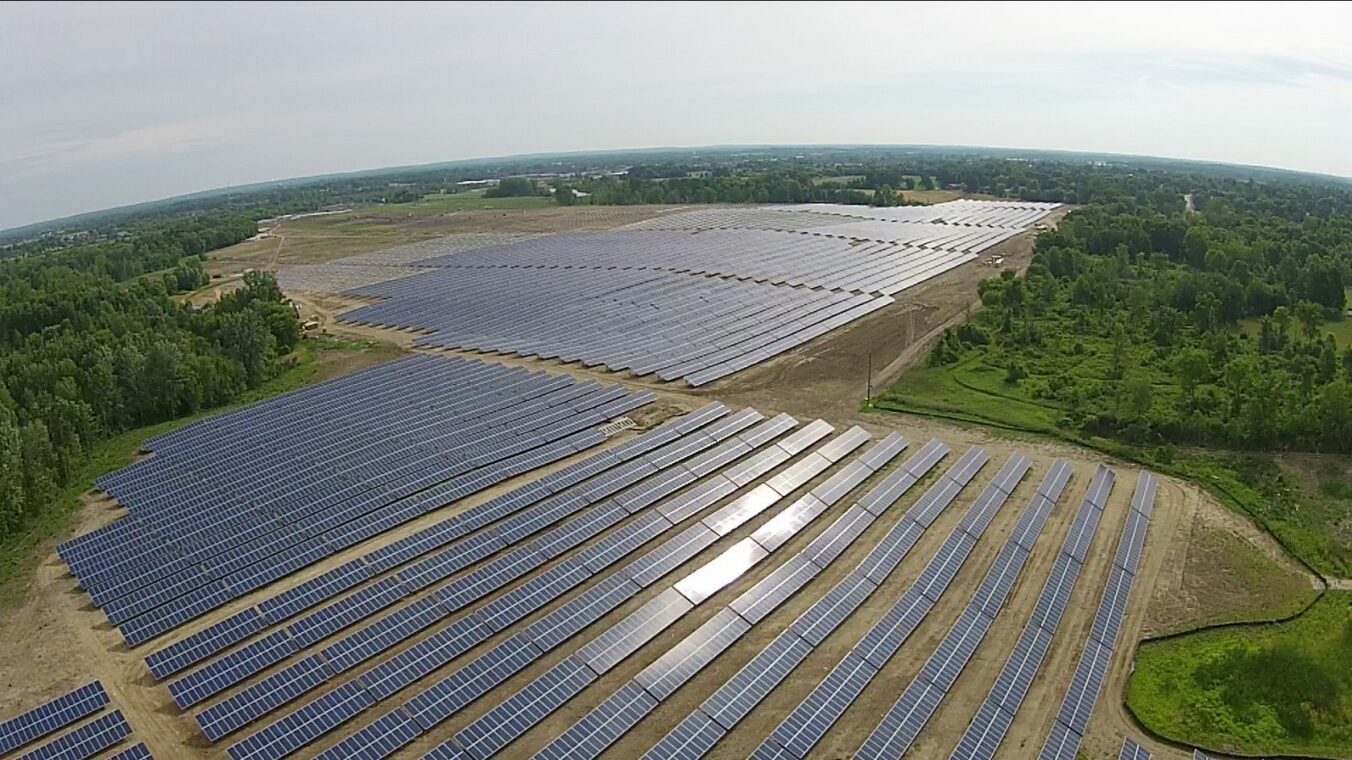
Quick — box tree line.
[0,217,301,544]
[927,179,1352,454]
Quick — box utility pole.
[866,352,872,406]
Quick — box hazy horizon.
[3,1,1350,230]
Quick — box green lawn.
[1127,592,1352,757]
[0,336,402,602]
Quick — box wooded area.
[0,217,301,543]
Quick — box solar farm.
[2,200,1218,760]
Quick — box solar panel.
[258,558,370,623]
[1089,568,1133,649]
[702,484,782,536]
[523,573,641,652]
[624,524,719,587]
[0,681,109,755]
[146,609,266,680]
[913,532,978,603]
[791,569,877,646]
[474,559,592,633]
[674,538,768,605]
[358,616,490,700]
[535,681,658,760]
[946,446,991,485]
[812,426,871,462]
[764,453,832,498]
[286,576,406,649]
[641,709,726,760]
[750,495,829,553]
[856,678,944,759]
[453,655,596,759]
[700,630,814,730]
[1056,639,1114,735]
[1113,509,1150,576]
[107,743,154,760]
[1037,718,1083,760]
[170,628,298,709]
[1028,552,1083,635]
[403,633,542,730]
[804,505,877,569]
[577,512,672,574]
[227,681,374,760]
[766,652,878,758]
[575,587,694,676]
[195,656,333,742]
[853,588,933,669]
[17,710,130,760]
[729,554,822,624]
[635,608,751,700]
[658,475,738,523]
[1131,472,1159,517]
[313,709,421,760]
[1120,737,1153,760]
[856,432,909,471]
[919,606,995,691]
[321,593,449,673]
[948,698,1014,760]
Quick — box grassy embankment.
[0,336,404,603]
[875,356,1352,757]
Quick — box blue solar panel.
[852,518,923,585]
[948,698,1014,760]
[321,593,450,673]
[623,525,719,588]
[1120,737,1153,760]
[313,709,421,760]
[700,630,813,731]
[227,681,373,760]
[1038,718,1084,760]
[258,559,370,623]
[577,512,672,574]
[0,681,109,755]
[791,569,877,646]
[856,678,944,759]
[403,633,542,731]
[286,576,406,649]
[853,588,933,669]
[107,743,154,760]
[474,558,592,633]
[523,573,641,652]
[17,710,130,760]
[195,655,333,742]
[169,629,298,709]
[146,609,265,680]
[766,652,877,758]
[358,616,490,700]
[453,655,596,760]
[535,681,658,760]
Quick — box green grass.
[1127,592,1352,757]
[1183,525,1319,630]
[0,335,398,603]
[406,191,555,213]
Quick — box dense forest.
[925,179,1352,453]
[0,217,301,543]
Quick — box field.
[1,201,1340,760]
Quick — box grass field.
[1127,592,1352,757]
[0,336,404,602]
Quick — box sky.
[2,1,1351,231]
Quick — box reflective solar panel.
[575,588,694,676]
[673,538,768,605]
[804,505,877,569]
[750,495,829,553]
[624,525,719,587]
[729,554,821,624]
[658,475,738,523]
[636,608,751,700]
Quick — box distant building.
[456,179,500,188]
[686,170,713,179]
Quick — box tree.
[871,185,897,207]
[484,177,538,197]
[1311,380,1352,451]
[1293,301,1326,343]
[1120,373,1154,421]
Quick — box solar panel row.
[754,450,1025,759]
[17,710,130,760]
[641,442,964,760]
[0,681,110,755]
[429,429,887,760]
[223,421,848,759]
[1038,472,1158,760]
[855,461,1070,759]
[949,465,1120,760]
[203,408,789,745]
[62,356,659,645]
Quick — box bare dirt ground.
[0,204,1307,760]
